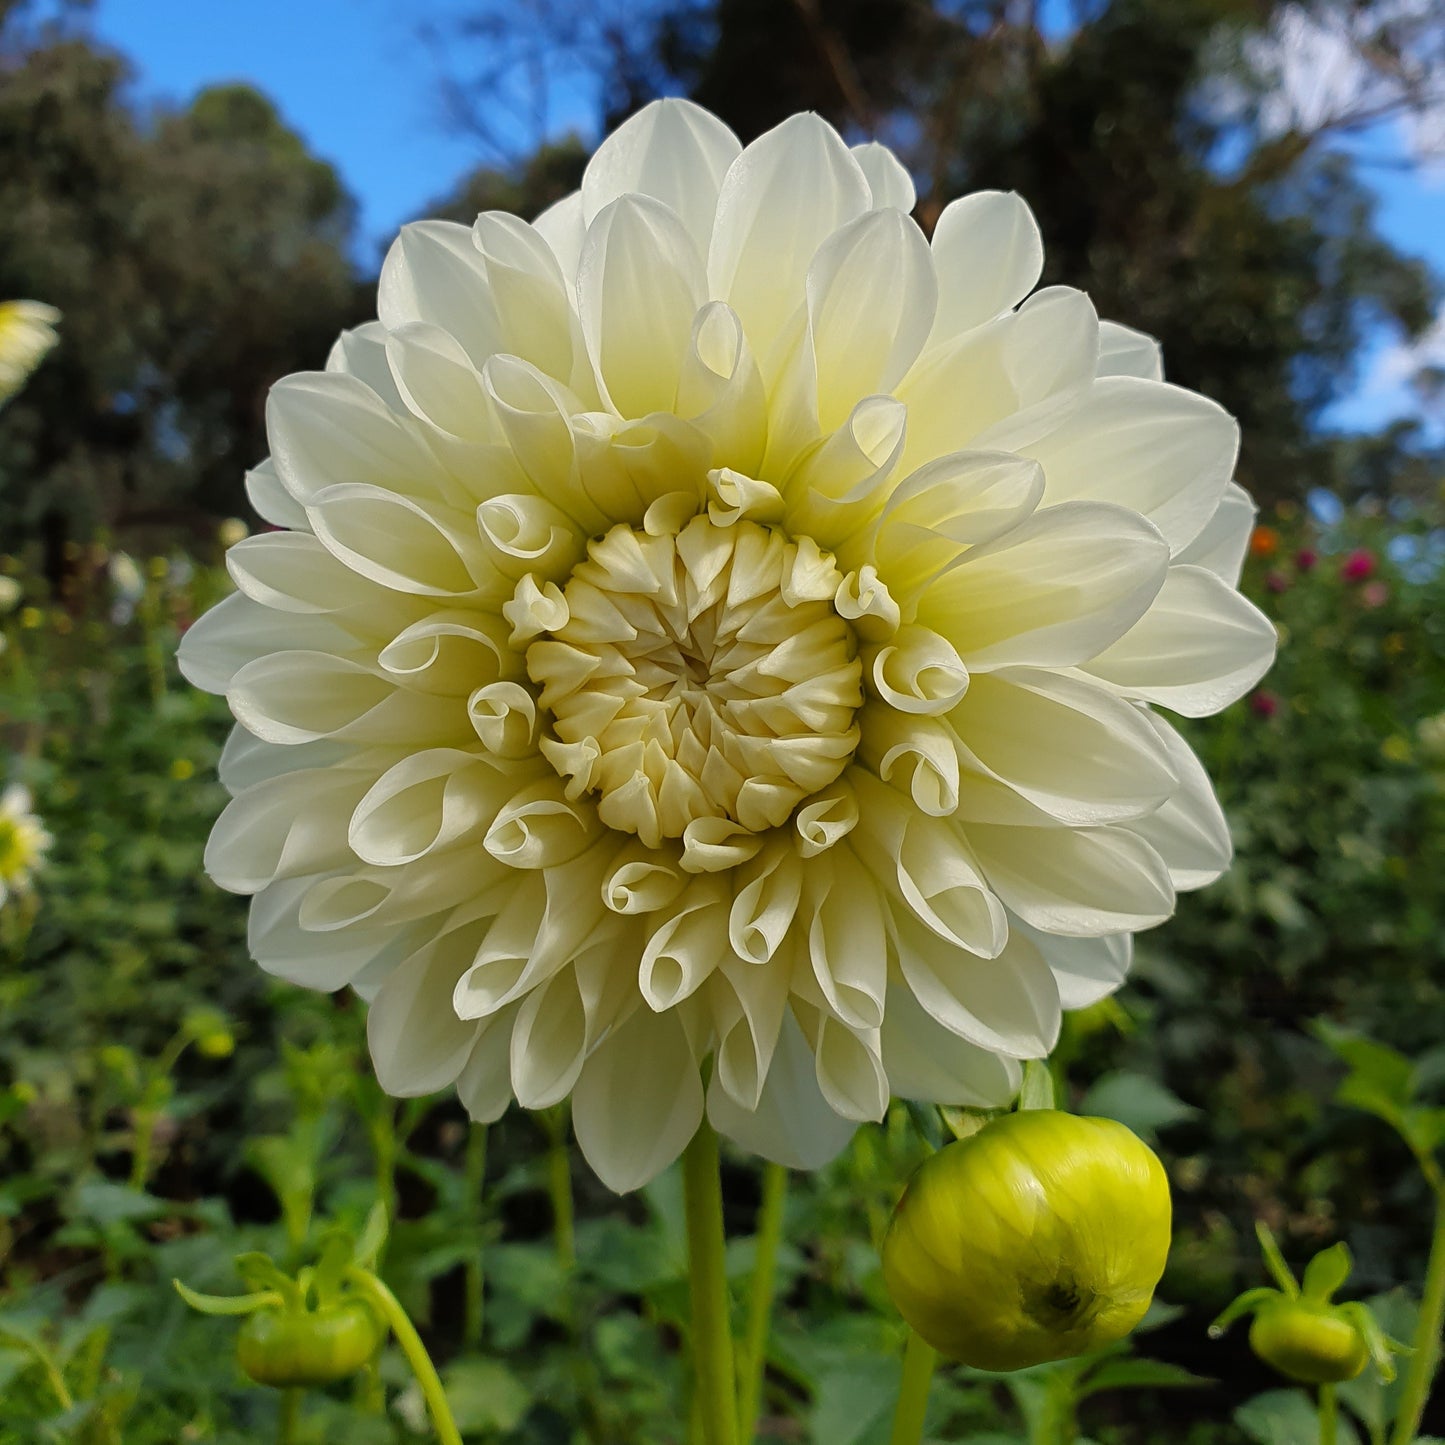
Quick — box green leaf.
[1301,1243,1353,1303]
[1236,1388,1361,1445]
[172,1279,279,1317]
[1256,1223,1301,1296]
[1210,1288,1282,1337]
[810,1358,903,1445]
[1078,1072,1199,1139]
[69,1181,169,1226]
[1312,1022,1416,1119]
[1400,1107,1445,1155]
[434,1358,533,1433]
[1078,1358,1212,1396]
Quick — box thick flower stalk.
[181,100,1275,1191]
[0,301,60,405]
[0,785,52,909]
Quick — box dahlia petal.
[380,610,518,698]
[268,370,462,510]
[1083,563,1277,716]
[928,190,1043,343]
[229,651,463,747]
[864,450,1044,594]
[601,845,689,915]
[793,780,859,857]
[326,321,406,411]
[468,681,539,756]
[383,321,502,445]
[217,725,350,795]
[368,933,484,1096]
[707,1009,857,1170]
[298,852,486,931]
[784,394,906,545]
[879,984,1024,1106]
[917,501,1170,671]
[350,749,520,867]
[485,777,602,870]
[1124,712,1233,890]
[868,625,970,715]
[581,97,740,255]
[850,141,916,212]
[677,303,768,474]
[531,191,586,291]
[1013,918,1132,1011]
[1097,320,1164,381]
[639,882,730,1011]
[798,1003,889,1123]
[248,874,415,993]
[178,592,362,696]
[1176,480,1255,587]
[456,1012,517,1123]
[728,842,803,964]
[708,113,871,367]
[971,822,1175,936]
[578,194,708,419]
[892,909,1061,1059]
[205,767,375,894]
[804,846,888,1031]
[711,953,791,1109]
[245,457,310,531]
[573,1005,704,1192]
[950,668,1178,826]
[859,708,961,818]
[1019,376,1239,553]
[806,207,937,429]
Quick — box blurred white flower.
[0,785,52,908]
[218,518,250,549]
[181,101,1275,1191]
[0,301,61,406]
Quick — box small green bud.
[881,1110,1172,1370]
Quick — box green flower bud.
[1248,1300,1369,1384]
[881,1110,1172,1370]
[235,1296,384,1388]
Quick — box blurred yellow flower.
[19,606,41,629]
[218,518,250,548]
[170,758,197,782]
[0,785,53,908]
[0,301,60,405]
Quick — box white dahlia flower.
[181,101,1275,1191]
[0,301,60,405]
[0,785,52,908]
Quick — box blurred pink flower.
[1265,570,1289,594]
[1361,581,1389,609]
[1340,549,1375,582]
[1295,548,1318,573]
[1250,691,1280,719]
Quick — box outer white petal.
[577,194,708,419]
[880,985,1023,1105]
[1097,320,1164,381]
[1176,480,1256,587]
[917,501,1170,672]
[368,932,486,1097]
[928,191,1043,343]
[1018,376,1239,554]
[850,141,916,212]
[707,1009,857,1170]
[532,193,586,289]
[178,593,364,696]
[581,97,741,254]
[893,910,1061,1058]
[806,207,937,429]
[572,1004,704,1192]
[245,458,310,532]
[217,725,349,794]
[1083,564,1277,716]
[456,1011,517,1123]
[708,113,871,366]
[326,321,407,411]
[1014,920,1133,1010]
[1125,712,1233,890]
[971,823,1175,936]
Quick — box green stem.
[278,1387,302,1445]
[737,1162,787,1444]
[888,1330,937,1445]
[547,1112,576,1275]
[683,1121,739,1445]
[1392,1199,1445,1445]
[1320,1384,1338,1445]
[464,1122,489,1351]
[346,1268,462,1445]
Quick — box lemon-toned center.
[524,515,863,847]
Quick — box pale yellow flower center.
[524,514,863,847]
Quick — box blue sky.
[83,0,1445,434]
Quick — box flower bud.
[236,1298,385,1388]
[1248,1300,1369,1384]
[881,1110,1171,1370]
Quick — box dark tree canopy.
[0,2,363,549]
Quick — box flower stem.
[278,1387,302,1445]
[464,1122,488,1351]
[1320,1384,1338,1445]
[737,1162,787,1444]
[683,1120,739,1445]
[1392,1196,1445,1445]
[888,1330,937,1445]
[346,1267,462,1445]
